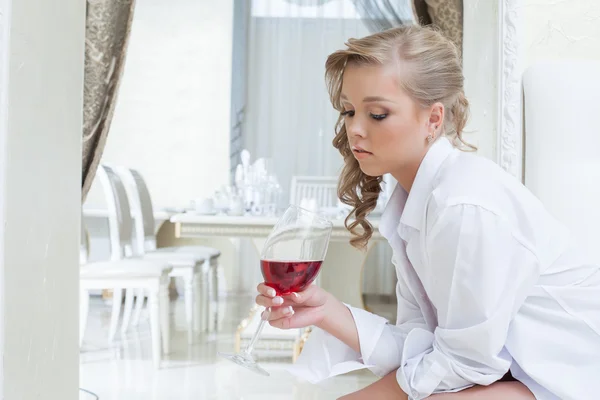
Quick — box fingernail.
[267,288,276,297]
[284,306,294,315]
[273,297,283,305]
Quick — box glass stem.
[242,306,271,356]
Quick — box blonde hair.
[326,25,474,249]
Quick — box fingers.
[255,283,284,307]
[283,284,319,304]
[255,294,286,308]
[256,282,326,309]
[267,307,324,330]
[269,314,295,330]
[257,283,276,298]
[262,305,294,321]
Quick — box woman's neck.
[391,142,433,193]
[391,151,428,193]
[391,165,418,194]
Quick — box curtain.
[230,0,250,182]
[351,0,416,32]
[423,0,463,55]
[411,0,464,55]
[245,0,369,202]
[82,0,136,200]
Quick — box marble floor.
[79,293,392,400]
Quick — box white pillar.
[462,0,500,162]
[0,0,85,398]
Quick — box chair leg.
[159,279,170,355]
[121,288,135,334]
[148,288,161,369]
[202,261,210,332]
[193,273,203,332]
[109,288,123,343]
[79,288,89,347]
[183,274,194,345]
[132,288,145,327]
[210,261,219,332]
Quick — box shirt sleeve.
[351,263,431,378]
[396,204,540,399]
[288,252,429,382]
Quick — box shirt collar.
[379,137,455,238]
[379,183,407,241]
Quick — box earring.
[427,134,434,143]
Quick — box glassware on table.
[218,205,333,376]
[213,185,232,215]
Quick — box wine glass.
[218,205,333,376]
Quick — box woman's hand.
[255,283,332,329]
[257,283,362,353]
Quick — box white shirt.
[288,137,600,400]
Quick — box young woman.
[256,25,600,399]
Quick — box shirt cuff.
[286,327,371,383]
[396,328,446,400]
[346,304,390,375]
[287,304,390,383]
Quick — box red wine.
[261,259,323,295]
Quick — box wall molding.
[497,0,525,180]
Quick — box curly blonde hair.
[326,25,474,249]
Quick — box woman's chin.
[358,164,385,177]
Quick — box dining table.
[170,213,385,311]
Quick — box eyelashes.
[370,113,387,120]
[341,110,388,121]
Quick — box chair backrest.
[523,60,600,262]
[96,165,135,260]
[113,167,157,253]
[289,176,338,209]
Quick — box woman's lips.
[352,145,372,159]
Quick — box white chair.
[111,166,221,333]
[523,60,600,263]
[289,176,338,209]
[98,165,211,343]
[80,224,172,369]
[80,168,174,369]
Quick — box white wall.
[0,0,84,398]
[523,0,600,64]
[463,0,600,165]
[93,0,234,210]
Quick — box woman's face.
[340,63,441,179]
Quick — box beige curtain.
[82,0,136,200]
[414,0,463,55]
[425,0,463,54]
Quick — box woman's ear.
[428,102,445,133]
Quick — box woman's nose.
[346,118,366,138]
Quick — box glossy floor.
[79,294,384,400]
